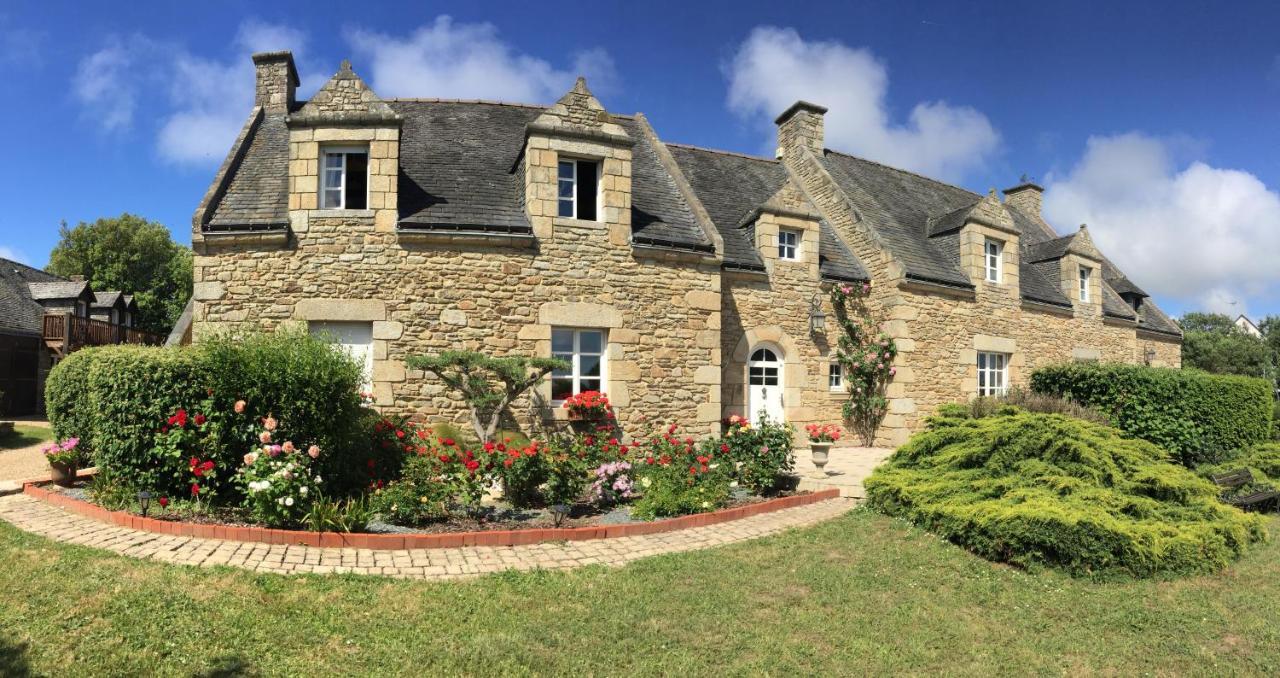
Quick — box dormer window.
[557,158,599,220]
[778,229,800,260]
[984,238,1003,283]
[321,146,368,209]
[1078,266,1092,302]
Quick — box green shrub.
[1031,363,1273,465]
[631,462,731,520]
[45,346,109,453]
[865,411,1267,579]
[1199,442,1280,487]
[708,414,794,494]
[1273,402,1280,441]
[371,454,453,526]
[951,387,1112,426]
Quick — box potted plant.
[804,424,842,478]
[43,437,81,487]
[562,390,612,421]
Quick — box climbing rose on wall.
[830,282,898,445]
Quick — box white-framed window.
[309,321,374,392]
[984,238,1003,283]
[828,362,843,391]
[557,158,600,220]
[321,146,369,209]
[778,229,800,260]
[1078,266,1092,302]
[551,328,606,401]
[977,351,1009,397]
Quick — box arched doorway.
[748,345,784,425]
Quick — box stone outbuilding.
[190,53,1181,444]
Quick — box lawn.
[0,425,54,451]
[0,508,1276,675]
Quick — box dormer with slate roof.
[926,189,1021,302]
[1024,225,1105,317]
[286,59,402,234]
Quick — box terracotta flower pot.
[809,442,833,478]
[49,461,78,487]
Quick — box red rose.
[439,455,451,463]
[395,430,405,439]
[190,483,200,496]
[201,461,214,471]
[464,459,480,472]
[158,497,169,508]
[721,444,730,454]
[504,459,513,468]
[689,466,698,475]
[194,413,207,426]
[174,409,188,427]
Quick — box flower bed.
[23,481,838,549]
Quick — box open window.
[321,146,369,210]
[557,158,599,220]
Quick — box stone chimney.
[252,51,299,114]
[1003,179,1044,218]
[69,275,84,282]
[775,100,827,158]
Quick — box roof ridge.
[822,148,980,198]
[664,142,777,163]
[386,97,549,110]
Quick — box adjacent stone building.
[191,53,1182,444]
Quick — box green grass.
[0,425,54,451]
[0,510,1277,676]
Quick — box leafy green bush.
[709,414,794,494]
[865,411,1267,578]
[631,423,732,520]
[45,346,109,453]
[370,454,453,526]
[1031,363,1273,465]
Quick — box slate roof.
[1024,234,1076,263]
[666,144,868,281]
[92,291,123,309]
[206,113,290,230]
[27,281,89,300]
[0,258,63,336]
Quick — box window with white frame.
[977,351,1009,397]
[551,328,605,401]
[828,362,843,391]
[984,238,1003,283]
[1078,266,1092,302]
[320,146,369,209]
[557,158,599,220]
[308,321,373,392]
[778,229,800,260]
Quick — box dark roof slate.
[28,281,89,300]
[820,151,975,287]
[0,258,63,336]
[666,144,866,280]
[1024,234,1075,263]
[207,113,290,229]
[92,291,123,309]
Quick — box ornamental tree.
[830,281,898,445]
[406,351,568,443]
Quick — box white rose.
[285,497,294,507]
[641,477,652,488]
[299,486,308,496]
[730,481,739,488]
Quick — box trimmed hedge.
[865,410,1267,578]
[45,329,366,496]
[1030,363,1273,465]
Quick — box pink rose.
[308,445,320,459]
[243,452,258,465]
[259,431,272,444]
[234,400,246,414]
[282,441,295,454]
[263,416,278,431]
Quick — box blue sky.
[2,0,1279,319]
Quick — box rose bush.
[238,421,324,528]
[713,414,794,495]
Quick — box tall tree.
[46,214,192,333]
[1180,312,1272,378]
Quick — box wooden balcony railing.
[42,313,165,356]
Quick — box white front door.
[748,346,784,425]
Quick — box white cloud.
[1043,133,1280,315]
[72,21,311,165]
[725,26,999,181]
[345,16,617,103]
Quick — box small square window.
[557,159,599,220]
[1079,266,1092,302]
[828,363,843,391]
[778,229,799,260]
[320,147,368,210]
[551,328,607,401]
[977,351,1009,397]
[984,239,1003,283]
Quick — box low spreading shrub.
[865,411,1267,578]
[1031,363,1273,465]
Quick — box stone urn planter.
[809,442,833,478]
[49,461,78,487]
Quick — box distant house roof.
[0,258,62,336]
[27,280,90,301]
[92,291,124,309]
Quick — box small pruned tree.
[406,351,568,443]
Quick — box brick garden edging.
[22,482,840,550]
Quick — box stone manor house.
[190,52,1182,445]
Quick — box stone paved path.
[0,419,54,487]
[794,445,894,498]
[0,493,855,579]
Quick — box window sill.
[553,217,606,229]
[311,209,376,219]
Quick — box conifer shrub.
[865,410,1267,578]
